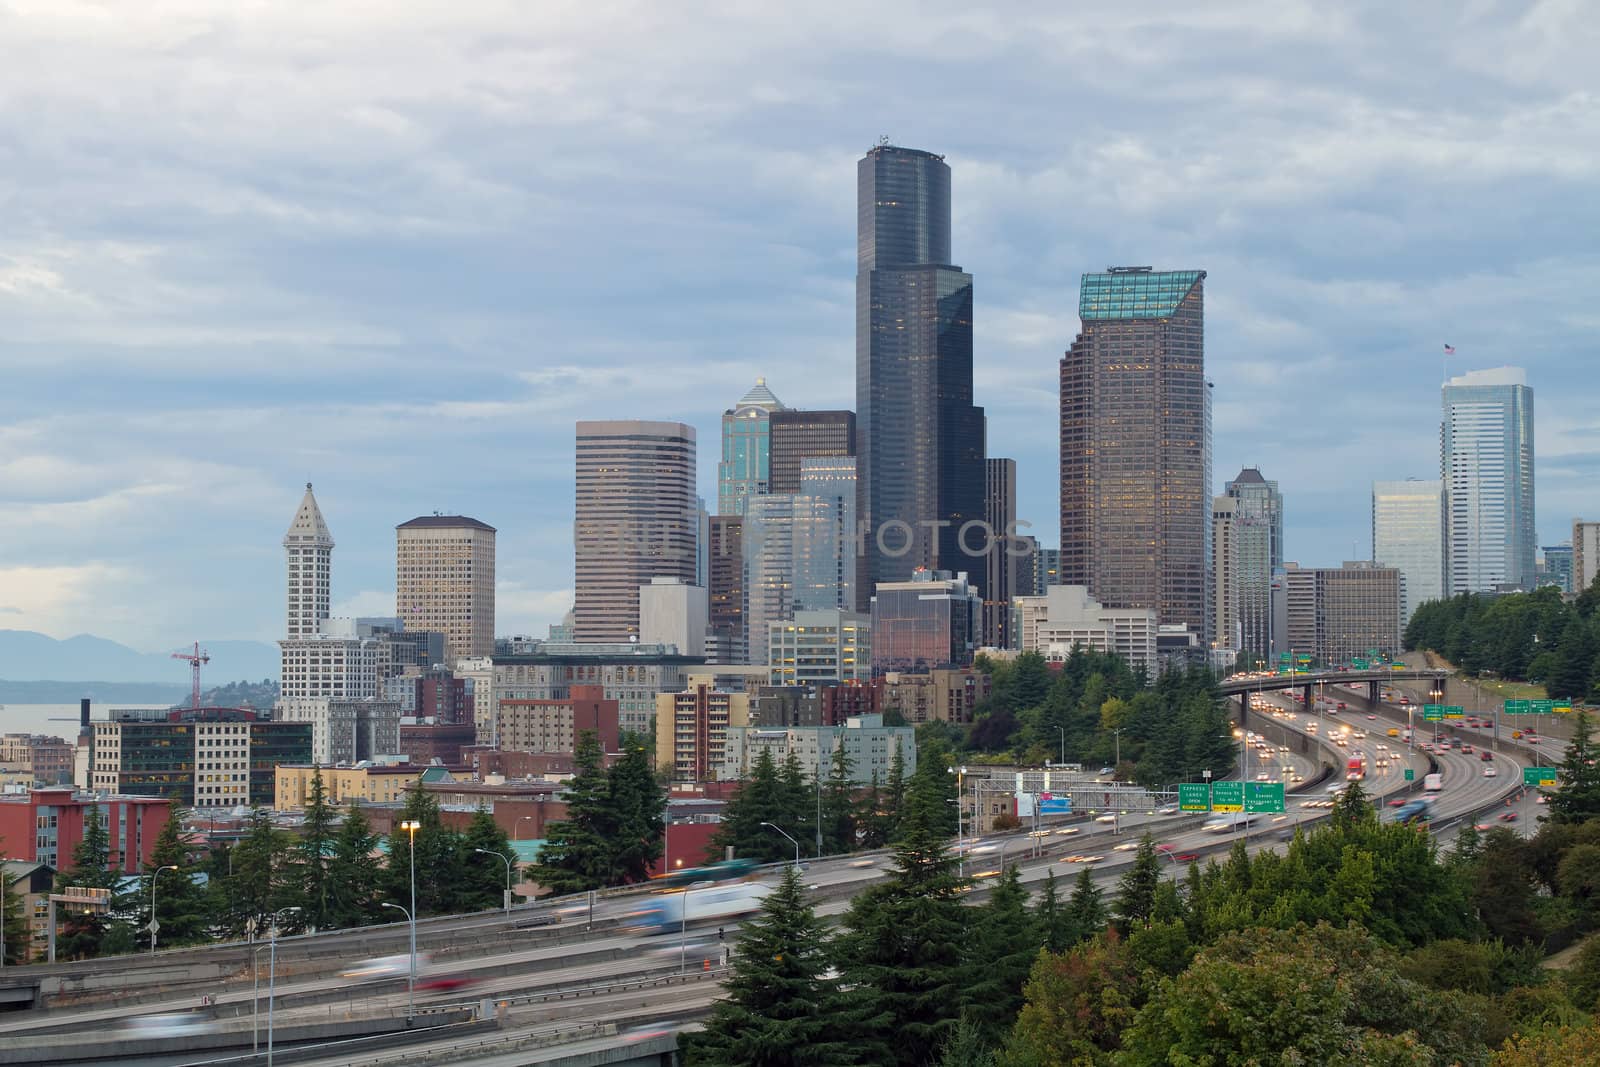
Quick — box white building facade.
[1372,478,1445,628]
[1016,585,1157,675]
[1442,367,1535,594]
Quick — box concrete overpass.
[1220,668,1447,713]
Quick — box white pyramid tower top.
[734,377,785,412]
[284,482,334,547]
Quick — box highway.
[3,677,1549,1065]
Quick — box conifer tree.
[1548,708,1600,825]
[384,784,460,916]
[1112,835,1161,935]
[53,806,133,959]
[142,809,210,949]
[534,731,617,893]
[1064,865,1107,943]
[459,806,515,911]
[856,770,888,849]
[780,751,814,854]
[1035,870,1072,952]
[328,800,383,927]
[712,748,795,864]
[962,866,1036,1044]
[835,787,970,1065]
[685,866,855,1066]
[0,861,24,964]
[217,807,295,938]
[883,749,907,841]
[820,743,857,854]
[297,768,337,929]
[606,739,665,882]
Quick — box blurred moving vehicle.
[120,1013,219,1037]
[342,952,432,980]
[630,882,773,934]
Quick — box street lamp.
[760,822,800,869]
[266,905,300,1067]
[679,880,713,973]
[474,848,514,916]
[381,902,415,1019]
[514,815,535,839]
[148,864,177,956]
[399,818,421,1019]
[1110,728,1124,773]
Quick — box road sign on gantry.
[1245,782,1285,814]
[1442,705,1465,719]
[1504,699,1531,716]
[1210,781,1244,813]
[1178,783,1211,812]
[1524,767,1558,787]
[1422,705,1445,721]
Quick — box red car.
[417,975,478,992]
[1174,853,1201,862]
[1497,811,1519,823]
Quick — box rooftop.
[397,514,496,532]
[1079,269,1205,320]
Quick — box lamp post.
[380,902,415,1019]
[398,818,421,1019]
[679,880,713,973]
[148,864,177,956]
[1110,728,1124,773]
[514,815,535,840]
[474,848,514,916]
[266,905,300,1067]
[760,822,800,869]
[1055,726,1065,766]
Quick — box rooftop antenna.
[876,134,891,147]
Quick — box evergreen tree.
[458,806,515,912]
[534,731,618,893]
[297,768,338,930]
[820,743,858,854]
[780,751,815,855]
[711,748,795,865]
[685,866,855,1066]
[53,806,133,960]
[937,1020,997,1067]
[856,770,889,850]
[1548,708,1600,825]
[962,866,1036,1045]
[327,800,383,928]
[606,739,666,883]
[1,840,28,963]
[1064,865,1107,943]
[383,785,460,916]
[882,749,907,842]
[215,807,294,939]
[835,799,970,1065]
[903,742,957,840]
[1035,870,1072,953]
[142,809,210,950]
[1111,835,1161,935]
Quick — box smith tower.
[284,483,333,639]
[855,143,985,587]
[1060,268,1208,635]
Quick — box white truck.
[1422,772,1443,792]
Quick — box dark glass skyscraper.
[856,144,986,587]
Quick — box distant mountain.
[0,630,279,687]
[0,680,189,704]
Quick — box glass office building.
[1060,268,1208,635]
[1225,468,1284,660]
[1372,478,1445,626]
[1441,367,1535,594]
[856,144,985,588]
[869,569,981,675]
[717,379,785,517]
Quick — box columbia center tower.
[855,144,986,589]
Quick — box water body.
[0,703,170,740]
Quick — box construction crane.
[172,642,211,709]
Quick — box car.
[1498,811,1519,822]
[1367,714,1378,720]
[1155,806,1178,815]
[120,1014,220,1037]
[1484,766,1498,777]
[1174,852,1201,862]
[417,974,478,992]
[1475,822,1494,831]
[1537,794,1549,804]
[1255,772,1271,781]
[1155,843,1178,853]
[1098,766,1115,775]
[1462,744,1474,754]
[848,858,877,869]
[1387,798,1408,807]
[1095,814,1118,824]
[1054,827,1081,836]
[1113,842,1140,851]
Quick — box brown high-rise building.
[983,457,1018,647]
[1060,268,1208,634]
[768,409,856,495]
[396,515,496,664]
[574,420,698,643]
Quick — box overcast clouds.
[2,1,1597,654]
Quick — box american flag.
[1443,344,1456,355]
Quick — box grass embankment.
[1404,651,1548,700]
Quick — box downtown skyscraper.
[717,378,784,516]
[855,144,985,587]
[1372,478,1444,627]
[1441,367,1535,594]
[1060,268,1209,636]
[1056,268,1203,633]
[1223,468,1284,661]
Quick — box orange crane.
[172,642,211,709]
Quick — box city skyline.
[4,6,1598,652]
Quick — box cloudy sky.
[2,1,1597,656]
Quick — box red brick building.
[497,684,619,755]
[0,788,170,874]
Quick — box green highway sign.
[1178,783,1211,812]
[1404,768,1415,781]
[1211,781,1244,813]
[1442,705,1465,719]
[1504,699,1531,716]
[1352,658,1370,669]
[1422,704,1445,722]
[1245,782,1285,814]
[1523,767,1558,787]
